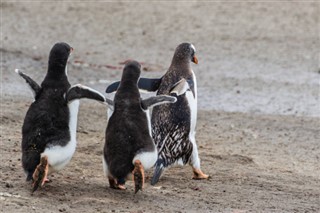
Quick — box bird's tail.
[22,150,40,182]
[151,160,165,186]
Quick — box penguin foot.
[117,184,126,190]
[192,168,209,180]
[108,176,126,190]
[133,160,144,194]
[32,156,49,192]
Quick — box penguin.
[17,42,106,192]
[103,61,176,193]
[106,43,209,185]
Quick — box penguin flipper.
[105,77,162,93]
[15,69,41,98]
[169,78,192,96]
[105,98,114,110]
[151,160,165,186]
[105,81,120,93]
[66,84,106,103]
[137,77,162,92]
[141,95,177,110]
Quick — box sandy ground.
[1,1,320,213]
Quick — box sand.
[1,1,319,212]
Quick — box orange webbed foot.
[133,160,145,194]
[108,176,126,190]
[192,168,209,180]
[32,156,49,192]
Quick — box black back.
[152,43,196,166]
[21,42,72,180]
[104,61,155,180]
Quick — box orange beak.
[192,55,198,64]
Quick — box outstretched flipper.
[133,160,145,193]
[151,159,165,186]
[105,81,120,93]
[15,69,41,98]
[169,78,194,96]
[138,77,162,92]
[32,156,49,192]
[105,77,162,93]
[66,84,106,103]
[141,95,177,110]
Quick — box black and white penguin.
[103,61,176,193]
[106,43,209,185]
[17,42,106,192]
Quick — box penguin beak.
[192,55,198,64]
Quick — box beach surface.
[1,1,319,212]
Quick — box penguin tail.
[133,160,145,194]
[22,150,40,182]
[151,160,165,186]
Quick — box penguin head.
[172,43,198,65]
[42,42,72,89]
[121,60,141,83]
[48,42,73,69]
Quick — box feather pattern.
[152,78,195,166]
[151,43,199,185]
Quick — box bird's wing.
[66,84,107,103]
[104,98,114,110]
[15,69,41,99]
[137,77,162,92]
[105,81,120,93]
[105,77,162,93]
[169,78,193,96]
[141,95,176,110]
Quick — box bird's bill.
[192,55,198,64]
[70,47,74,54]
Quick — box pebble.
[0,192,21,198]
[5,182,13,188]
[0,192,12,197]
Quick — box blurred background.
[1,1,319,117]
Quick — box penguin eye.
[191,49,195,59]
[190,44,196,54]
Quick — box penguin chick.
[17,42,106,192]
[103,61,176,193]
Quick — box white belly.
[41,100,80,172]
[102,155,109,176]
[187,71,197,139]
[144,108,152,137]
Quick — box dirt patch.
[1,97,319,212]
